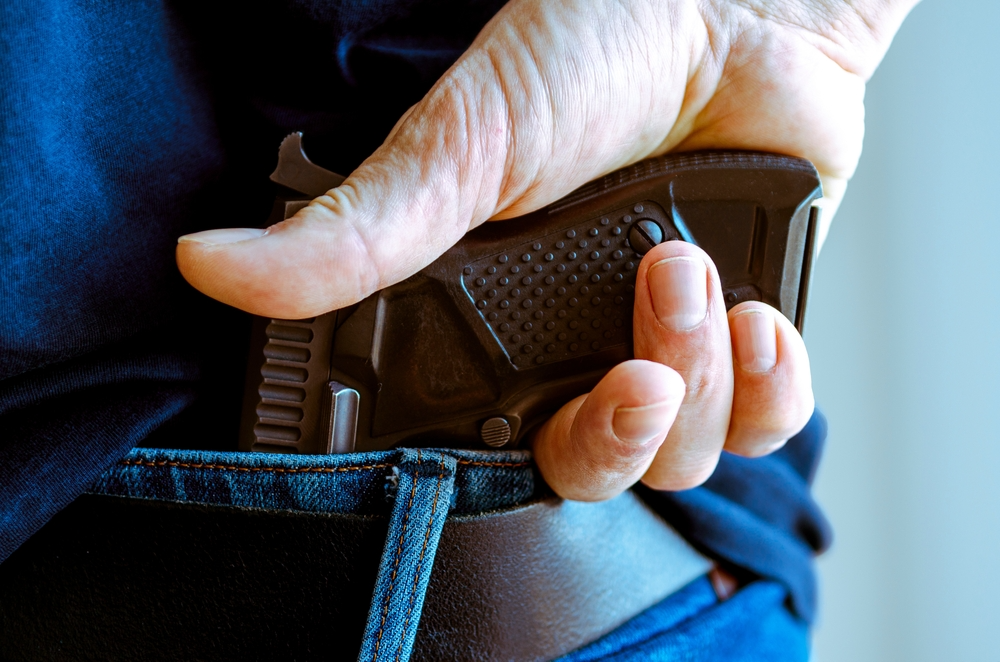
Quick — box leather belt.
[0,490,710,661]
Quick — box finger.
[724,302,814,457]
[632,240,734,491]
[532,360,685,502]
[175,76,508,318]
[175,0,700,318]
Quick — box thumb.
[176,74,509,318]
[176,0,693,318]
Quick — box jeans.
[91,445,809,661]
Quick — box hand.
[176,0,915,498]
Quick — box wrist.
[717,0,920,78]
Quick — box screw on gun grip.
[627,220,665,255]
[481,417,512,447]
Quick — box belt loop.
[358,449,457,662]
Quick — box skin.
[176,0,918,500]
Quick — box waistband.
[0,447,710,661]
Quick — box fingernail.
[612,400,677,445]
[732,309,777,373]
[178,228,266,246]
[647,257,708,331]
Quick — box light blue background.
[808,1,1000,659]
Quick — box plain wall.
[808,1,1000,659]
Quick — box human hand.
[176,0,916,498]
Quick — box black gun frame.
[240,143,822,455]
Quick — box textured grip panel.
[462,202,676,368]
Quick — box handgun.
[238,134,822,455]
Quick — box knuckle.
[747,401,812,442]
[559,450,639,501]
[642,455,719,491]
[730,435,789,459]
[728,394,814,457]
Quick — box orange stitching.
[119,459,391,474]
[395,457,446,662]
[372,452,421,662]
[456,460,532,468]
[118,458,531,474]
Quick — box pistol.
[239,134,822,455]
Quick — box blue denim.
[358,450,457,662]
[561,577,808,662]
[91,446,546,662]
[88,442,814,662]
[91,447,537,516]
